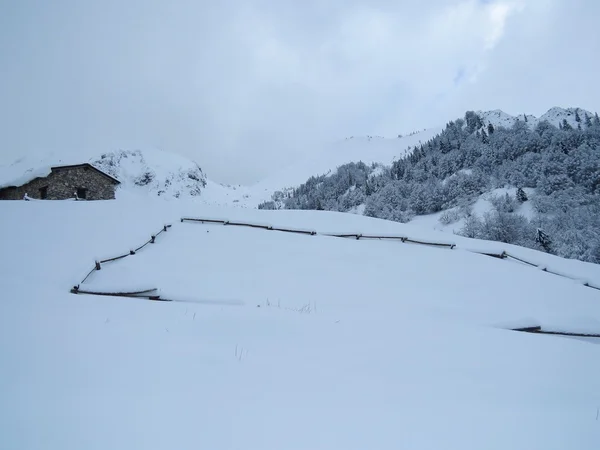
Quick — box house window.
[76,188,87,199]
[39,186,48,199]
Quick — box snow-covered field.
[1,198,600,450]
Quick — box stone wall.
[0,166,118,200]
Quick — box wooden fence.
[511,325,600,339]
[71,224,172,301]
[181,216,600,292]
[69,216,600,301]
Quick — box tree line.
[259,110,600,264]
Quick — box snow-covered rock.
[92,149,207,198]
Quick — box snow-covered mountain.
[92,149,208,198]
[478,107,594,130]
[1,106,596,209]
[0,127,446,207]
[250,127,443,194]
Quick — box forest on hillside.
[259,110,600,264]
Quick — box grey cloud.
[1,0,598,184]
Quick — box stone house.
[0,163,120,200]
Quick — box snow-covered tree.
[516,187,528,202]
[272,108,600,263]
[536,228,552,252]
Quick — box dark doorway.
[39,186,48,199]
[77,188,87,199]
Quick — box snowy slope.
[0,153,75,190]
[248,107,596,208]
[1,106,594,209]
[1,198,600,450]
[478,107,593,130]
[410,187,536,234]
[249,128,443,195]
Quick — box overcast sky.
[1,0,598,184]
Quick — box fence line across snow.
[71,224,172,294]
[69,216,600,298]
[180,216,600,293]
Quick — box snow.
[347,203,366,215]
[409,187,536,235]
[0,165,52,190]
[183,128,444,209]
[92,148,207,199]
[0,147,114,189]
[247,128,442,195]
[478,107,593,130]
[3,106,590,208]
[1,198,600,450]
[2,106,592,209]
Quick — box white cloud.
[484,1,525,49]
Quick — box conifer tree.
[487,123,495,134]
[536,228,552,252]
[481,129,489,144]
[516,187,528,202]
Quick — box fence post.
[95,261,101,270]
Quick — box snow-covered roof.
[0,165,53,190]
[0,156,119,190]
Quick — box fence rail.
[181,218,227,225]
[73,289,167,301]
[181,216,600,293]
[403,238,456,249]
[504,252,538,266]
[71,224,172,294]
[511,325,600,339]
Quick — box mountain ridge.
[1,106,596,207]
[477,107,595,131]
